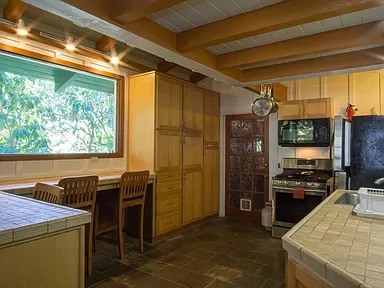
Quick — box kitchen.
[1,1,384,288]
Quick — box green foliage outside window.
[0,51,120,158]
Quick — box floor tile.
[87,217,286,288]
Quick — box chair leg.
[93,205,99,253]
[87,222,93,275]
[140,204,144,253]
[118,207,125,260]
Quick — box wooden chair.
[118,170,149,259]
[58,175,98,275]
[33,182,63,204]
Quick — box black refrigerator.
[350,115,384,189]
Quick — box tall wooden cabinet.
[203,91,220,216]
[128,72,220,236]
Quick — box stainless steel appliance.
[278,118,331,147]
[333,116,351,189]
[272,158,332,238]
[349,115,384,189]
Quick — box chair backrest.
[58,175,99,210]
[120,171,150,202]
[33,182,64,204]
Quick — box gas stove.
[272,158,333,190]
[272,158,333,238]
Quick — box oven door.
[272,186,326,228]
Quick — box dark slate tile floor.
[86,217,286,288]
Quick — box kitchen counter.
[282,189,384,288]
[0,191,91,288]
[0,191,90,245]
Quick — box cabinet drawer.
[157,171,181,182]
[156,212,181,236]
[157,194,181,215]
[157,180,181,197]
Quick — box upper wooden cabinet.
[203,90,220,144]
[156,74,183,131]
[183,84,204,133]
[278,97,333,120]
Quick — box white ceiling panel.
[222,40,247,51]
[171,2,211,27]
[340,11,362,26]
[234,0,263,12]
[185,0,242,18]
[260,0,285,5]
[252,33,274,45]
[268,29,289,42]
[362,6,384,23]
[300,21,324,35]
[188,0,225,22]
[284,25,306,38]
[238,37,261,48]
[319,16,342,31]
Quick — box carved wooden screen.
[225,114,269,222]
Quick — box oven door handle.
[273,186,326,195]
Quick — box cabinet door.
[183,133,203,169]
[182,169,203,225]
[183,84,203,133]
[278,100,303,120]
[304,98,333,118]
[156,74,183,131]
[352,71,380,115]
[203,147,219,216]
[156,130,182,172]
[203,91,220,144]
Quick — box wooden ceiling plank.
[218,20,384,70]
[96,35,118,52]
[242,46,384,83]
[176,0,384,52]
[111,0,186,24]
[4,0,28,22]
[157,60,177,72]
[189,72,207,84]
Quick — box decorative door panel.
[225,114,269,222]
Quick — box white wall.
[0,31,136,182]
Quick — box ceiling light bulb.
[65,36,75,51]
[111,56,119,65]
[17,19,28,36]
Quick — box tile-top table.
[0,191,91,288]
[282,189,384,288]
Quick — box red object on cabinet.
[346,104,355,121]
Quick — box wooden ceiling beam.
[111,0,186,24]
[218,20,384,70]
[176,0,384,52]
[4,0,28,22]
[242,46,384,83]
[157,60,177,72]
[96,35,118,52]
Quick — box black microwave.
[278,118,331,147]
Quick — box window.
[0,49,124,160]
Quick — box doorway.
[225,114,269,222]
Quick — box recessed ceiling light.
[17,19,28,36]
[65,36,75,51]
[111,56,119,65]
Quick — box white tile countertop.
[282,189,384,288]
[0,191,91,246]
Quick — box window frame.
[0,44,125,161]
